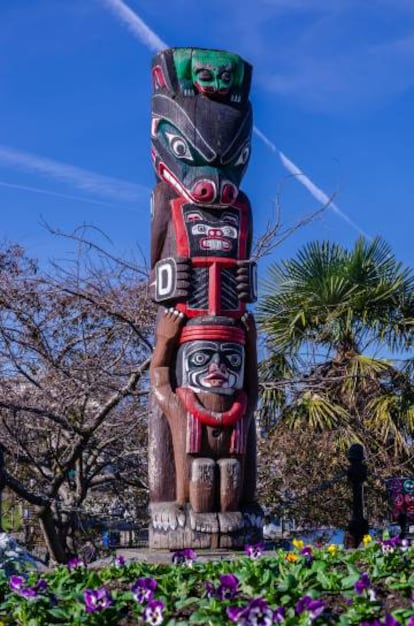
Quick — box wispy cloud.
[243,1,414,111]
[0,145,149,203]
[100,0,167,51]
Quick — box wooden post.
[148,48,263,548]
[345,443,369,548]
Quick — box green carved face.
[191,50,237,96]
[173,48,244,98]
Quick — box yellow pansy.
[327,544,338,555]
[286,552,299,562]
[363,534,373,546]
[292,538,305,550]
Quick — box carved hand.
[151,257,192,304]
[236,260,257,302]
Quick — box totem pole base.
[149,502,263,550]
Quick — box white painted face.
[178,340,245,395]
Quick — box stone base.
[149,502,263,549]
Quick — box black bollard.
[345,443,369,548]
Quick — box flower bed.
[0,538,413,625]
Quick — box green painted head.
[173,48,245,100]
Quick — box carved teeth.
[162,169,182,195]
[162,170,192,202]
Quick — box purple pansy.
[205,574,239,600]
[172,548,197,566]
[354,573,372,595]
[9,575,28,594]
[245,542,265,559]
[35,579,48,592]
[67,556,86,570]
[274,606,286,623]
[227,598,276,625]
[131,577,158,604]
[217,574,240,600]
[380,536,401,554]
[143,599,165,625]
[300,545,314,566]
[114,554,126,567]
[205,580,216,598]
[83,587,113,613]
[359,618,402,626]
[9,575,48,599]
[296,595,325,621]
[383,615,402,626]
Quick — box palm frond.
[286,391,350,432]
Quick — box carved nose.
[208,228,222,237]
[209,361,226,373]
[191,180,216,203]
[221,183,237,205]
[208,353,227,374]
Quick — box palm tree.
[257,237,414,525]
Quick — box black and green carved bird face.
[151,94,252,207]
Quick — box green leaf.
[341,572,360,590]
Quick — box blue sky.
[2,0,414,274]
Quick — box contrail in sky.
[254,127,370,238]
[0,145,149,203]
[100,0,369,237]
[0,179,141,210]
[100,0,167,51]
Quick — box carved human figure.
[150,310,258,515]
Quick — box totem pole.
[148,48,262,549]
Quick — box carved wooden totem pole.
[148,48,262,549]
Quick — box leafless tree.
[0,241,156,562]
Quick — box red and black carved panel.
[386,477,414,524]
[148,47,262,548]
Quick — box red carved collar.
[176,387,247,427]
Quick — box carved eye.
[235,145,250,167]
[165,133,193,161]
[191,224,209,235]
[227,353,242,368]
[191,352,209,366]
[221,226,237,238]
[220,71,232,83]
[197,69,213,81]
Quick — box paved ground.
[90,547,247,568]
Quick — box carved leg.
[217,457,241,512]
[189,457,216,513]
[240,417,257,505]
[167,413,190,505]
[148,395,176,502]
